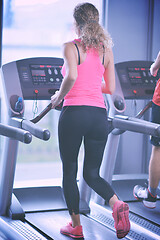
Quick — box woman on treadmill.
[51,2,130,239]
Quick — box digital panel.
[127,67,156,85]
[115,61,160,99]
[30,64,62,85]
[16,57,64,100]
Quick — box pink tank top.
[152,78,160,106]
[62,40,105,108]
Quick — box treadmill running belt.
[26,210,117,240]
[129,200,160,226]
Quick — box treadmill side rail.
[0,217,47,240]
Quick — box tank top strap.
[72,40,80,65]
[102,45,105,65]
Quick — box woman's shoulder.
[62,40,80,60]
[62,41,75,54]
[63,38,80,44]
[62,39,82,55]
[62,40,79,49]
[63,41,73,47]
[63,39,81,46]
[104,47,113,59]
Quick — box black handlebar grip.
[43,129,50,141]
[23,132,32,144]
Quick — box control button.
[133,90,137,95]
[142,71,146,77]
[48,68,52,75]
[50,78,54,82]
[144,79,149,84]
[34,89,39,94]
[54,68,58,75]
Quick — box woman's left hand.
[51,91,62,109]
[150,62,158,77]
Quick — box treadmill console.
[16,57,64,100]
[115,61,160,99]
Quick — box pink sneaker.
[60,222,84,239]
[112,200,130,239]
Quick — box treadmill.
[94,61,160,239]
[0,58,160,240]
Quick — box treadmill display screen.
[31,69,45,77]
[30,64,62,85]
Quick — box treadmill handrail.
[0,123,32,144]
[135,100,152,119]
[112,115,160,137]
[30,103,52,124]
[30,101,63,124]
[112,101,153,135]
[10,117,50,141]
[22,119,50,141]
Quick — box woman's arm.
[101,48,115,95]
[150,51,160,76]
[51,42,78,108]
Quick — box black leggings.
[58,106,115,215]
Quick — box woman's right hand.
[51,91,62,109]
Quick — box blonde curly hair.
[73,2,113,52]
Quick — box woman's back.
[63,40,106,107]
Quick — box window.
[1,0,102,184]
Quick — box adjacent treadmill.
[0,58,160,240]
[94,61,160,239]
